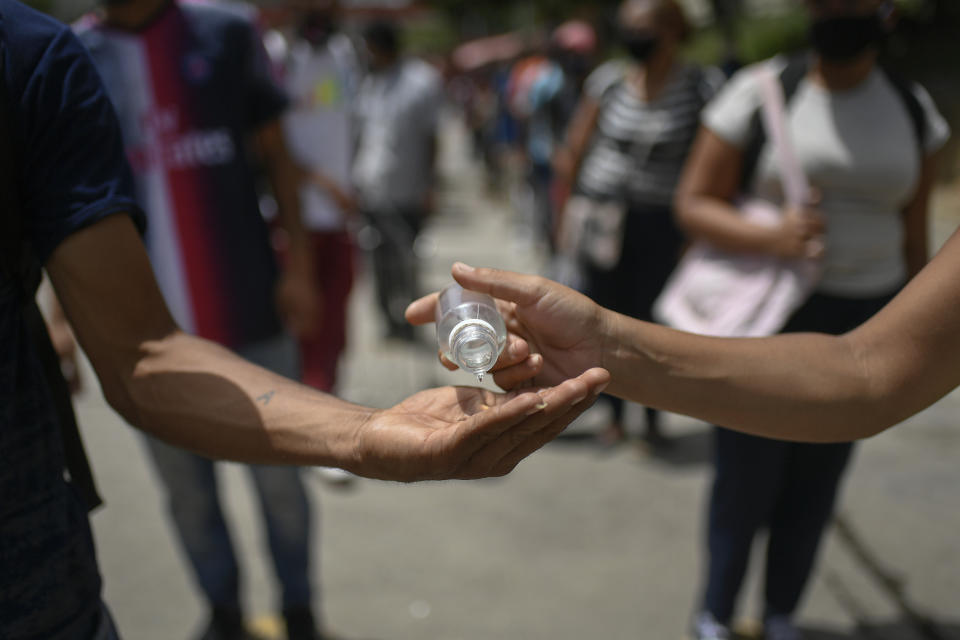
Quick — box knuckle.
[477,265,497,278]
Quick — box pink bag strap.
[757,66,811,208]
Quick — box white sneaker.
[691,611,731,640]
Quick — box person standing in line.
[75,1,328,637]
[271,0,361,485]
[553,0,723,449]
[275,0,359,394]
[710,0,742,76]
[671,1,948,638]
[352,19,443,342]
[519,20,597,253]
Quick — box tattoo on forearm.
[256,390,276,406]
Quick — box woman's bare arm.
[553,94,600,186]
[606,224,960,441]
[409,233,960,442]
[674,127,824,259]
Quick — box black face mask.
[299,11,337,46]
[620,30,659,63]
[809,14,883,62]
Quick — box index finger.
[452,262,548,308]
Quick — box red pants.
[278,230,356,392]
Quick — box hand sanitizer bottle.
[435,282,507,382]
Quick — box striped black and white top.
[576,60,723,208]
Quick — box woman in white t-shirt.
[673,1,950,639]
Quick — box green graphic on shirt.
[312,76,342,108]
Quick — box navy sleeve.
[237,18,289,131]
[14,22,144,263]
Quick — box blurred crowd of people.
[448,4,724,448]
[444,2,949,640]
[10,0,950,638]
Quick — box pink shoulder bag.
[653,67,821,338]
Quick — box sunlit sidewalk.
[77,113,960,640]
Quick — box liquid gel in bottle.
[435,282,507,382]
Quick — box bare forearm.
[445,240,960,445]
[111,330,370,466]
[677,195,779,254]
[273,170,311,257]
[259,123,312,269]
[601,311,898,442]
[674,128,786,255]
[556,98,599,183]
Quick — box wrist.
[343,406,384,478]
[760,226,786,257]
[742,223,786,257]
[598,306,623,394]
[343,405,378,473]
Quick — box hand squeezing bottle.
[435,283,507,382]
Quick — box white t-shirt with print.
[703,56,950,297]
[282,34,359,231]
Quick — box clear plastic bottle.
[435,282,507,382]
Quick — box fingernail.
[572,394,587,405]
[453,262,475,272]
[596,382,609,394]
[526,401,548,415]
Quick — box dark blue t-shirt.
[1,0,143,637]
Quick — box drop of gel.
[476,372,484,383]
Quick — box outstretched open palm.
[356,370,608,481]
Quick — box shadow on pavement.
[733,618,960,640]
[551,428,715,468]
[642,428,714,468]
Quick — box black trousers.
[702,289,898,623]
[583,204,683,426]
[364,207,424,338]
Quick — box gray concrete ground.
[76,115,960,640]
